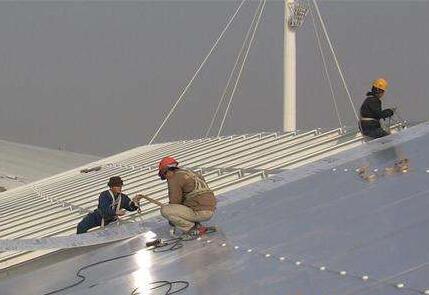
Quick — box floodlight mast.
[283,0,308,132]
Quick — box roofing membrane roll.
[0,221,146,251]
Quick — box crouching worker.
[76,176,144,234]
[158,156,216,239]
[359,78,395,139]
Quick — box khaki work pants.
[160,204,214,232]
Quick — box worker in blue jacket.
[76,176,144,234]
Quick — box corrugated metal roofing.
[0,124,404,270]
[0,122,426,295]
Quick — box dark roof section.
[0,139,99,189]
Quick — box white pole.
[284,0,296,132]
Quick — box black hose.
[152,237,184,253]
[151,235,203,253]
[43,251,189,295]
[43,227,216,294]
[131,280,189,295]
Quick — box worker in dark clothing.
[359,78,395,139]
[76,176,144,234]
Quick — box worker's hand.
[117,209,126,216]
[134,194,145,205]
[132,195,142,211]
[134,194,144,201]
[391,107,397,114]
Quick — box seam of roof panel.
[0,124,408,268]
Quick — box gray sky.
[0,1,428,156]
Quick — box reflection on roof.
[2,122,425,295]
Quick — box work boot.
[180,224,208,241]
[194,222,209,235]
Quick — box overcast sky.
[0,1,427,156]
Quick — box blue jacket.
[96,190,139,222]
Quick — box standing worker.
[158,156,216,239]
[76,176,144,234]
[359,78,395,139]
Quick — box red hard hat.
[158,156,178,179]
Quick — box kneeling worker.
[76,176,144,234]
[359,78,395,139]
[158,156,216,238]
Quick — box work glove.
[132,195,144,212]
[132,194,144,204]
[116,209,126,216]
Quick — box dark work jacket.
[95,190,139,223]
[360,95,394,130]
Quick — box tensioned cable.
[148,0,247,144]
[307,0,343,129]
[217,0,267,137]
[312,0,360,123]
[205,1,264,138]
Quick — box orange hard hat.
[158,156,178,179]
[372,78,388,91]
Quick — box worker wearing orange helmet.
[359,78,395,139]
[158,156,216,238]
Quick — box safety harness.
[360,117,377,122]
[176,170,213,202]
[101,190,122,227]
